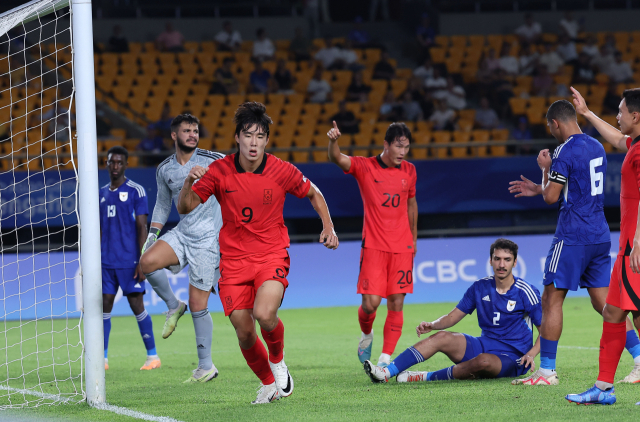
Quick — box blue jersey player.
[100,146,159,371]
[509,100,640,386]
[364,239,542,384]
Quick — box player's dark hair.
[490,238,518,260]
[233,102,272,137]
[170,113,200,133]
[622,88,640,113]
[546,99,576,123]
[107,145,128,160]
[384,122,412,144]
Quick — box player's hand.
[319,226,339,250]
[327,121,341,142]
[630,241,640,273]
[570,86,590,116]
[537,149,551,171]
[519,354,536,372]
[413,240,418,258]
[134,263,146,281]
[141,232,158,254]
[508,175,541,197]
[416,321,434,337]
[187,165,208,184]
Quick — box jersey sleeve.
[456,283,477,315]
[134,187,149,216]
[549,145,570,185]
[150,168,172,225]
[280,161,311,198]
[345,156,366,178]
[191,163,220,203]
[629,145,640,189]
[523,283,543,327]
[409,165,417,199]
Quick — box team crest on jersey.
[507,300,516,311]
[119,192,128,202]
[263,189,272,204]
[401,179,408,192]
[225,296,233,309]
[361,279,369,291]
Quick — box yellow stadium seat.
[291,150,309,163]
[451,132,470,158]
[471,130,489,157]
[509,98,527,115]
[432,131,451,159]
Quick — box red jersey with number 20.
[347,155,417,254]
[619,136,640,254]
[192,153,311,259]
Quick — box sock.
[134,310,156,356]
[260,319,285,364]
[145,269,179,310]
[103,312,111,358]
[240,337,275,385]
[387,346,424,377]
[427,366,455,381]
[597,320,627,384]
[358,306,376,335]
[625,329,640,364]
[382,310,403,355]
[192,309,213,370]
[539,337,558,371]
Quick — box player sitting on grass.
[364,239,542,384]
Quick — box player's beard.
[176,137,198,153]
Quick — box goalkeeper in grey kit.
[139,114,224,383]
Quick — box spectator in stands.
[582,34,599,58]
[491,69,515,117]
[559,11,581,40]
[433,76,466,110]
[403,77,433,118]
[572,52,595,84]
[372,50,395,80]
[532,64,554,96]
[591,44,614,74]
[606,51,634,83]
[511,117,533,154]
[603,83,621,115]
[425,67,447,93]
[314,37,341,69]
[400,91,423,122]
[137,125,167,166]
[214,21,242,52]
[331,100,359,134]
[274,59,295,94]
[430,99,456,131]
[538,43,564,74]
[346,70,371,103]
[249,60,273,93]
[209,57,239,95]
[414,58,434,83]
[482,48,500,72]
[603,33,617,53]
[474,97,499,130]
[155,22,185,52]
[334,41,362,71]
[154,104,173,139]
[556,34,578,66]
[498,43,519,76]
[253,28,275,61]
[307,67,332,103]
[290,26,312,61]
[348,16,371,48]
[515,13,542,44]
[476,58,497,93]
[518,43,539,76]
[107,25,129,53]
[379,91,400,121]
[416,13,436,62]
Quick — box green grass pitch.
[4,297,640,421]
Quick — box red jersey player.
[326,121,418,368]
[177,102,339,404]
[565,88,640,404]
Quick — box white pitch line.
[559,346,599,350]
[0,385,183,422]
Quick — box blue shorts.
[459,334,528,378]
[102,267,146,296]
[542,240,611,291]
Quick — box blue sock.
[540,337,558,371]
[626,329,640,360]
[427,366,455,381]
[103,312,111,358]
[387,347,424,377]
[135,310,156,356]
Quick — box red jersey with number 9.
[346,155,417,254]
[192,153,311,259]
[619,136,640,254]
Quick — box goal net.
[0,0,85,408]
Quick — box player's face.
[172,123,199,153]
[106,153,127,182]
[617,99,636,136]
[491,249,516,281]
[546,119,562,142]
[384,137,410,165]
[235,124,269,162]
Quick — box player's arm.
[520,326,541,372]
[306,182,339,250]
[177,166,208,215]
[630,194,640,273]
[416,307,466,337]
[538,149,564,204]
[571,86,628,151]
[135,214,148,280]
[408,196,418,255]
[143,172,171,254]
[326,121,352,172]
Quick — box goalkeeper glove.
[142,227,161,254]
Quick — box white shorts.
[161,228,220,293]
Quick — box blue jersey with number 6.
[548,134,610,245]
[456,276,542,356]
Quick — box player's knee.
[361,298,380,314]
[253,310,278,331]
[235,327,256,346]
[473,354,493,371]
[139,253,155,274]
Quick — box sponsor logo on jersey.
[142,334,150,339]
[100,197,106,203]
[134,283,141,289]
[507,300,516,311]
[263,188,273,204]
[119,192,128,202]
[482,295,490,302]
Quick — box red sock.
[240,337,275,385]
[358,306,376,335]
[261,319,285,364]
[597,321,627,384]
[382,310,403,355]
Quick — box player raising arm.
[364,239,542,384]
[178,102,338,404]
[327,120,418,368]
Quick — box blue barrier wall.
[5,233,621,320]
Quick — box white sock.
[634,356,640,365]
[378,353,391,365]
[360,331,373,348]
[538,367,555,376]
[595,380,613,390]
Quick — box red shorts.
[606,254,640,311]
[218,250,290,316]
[357,248,414,298]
